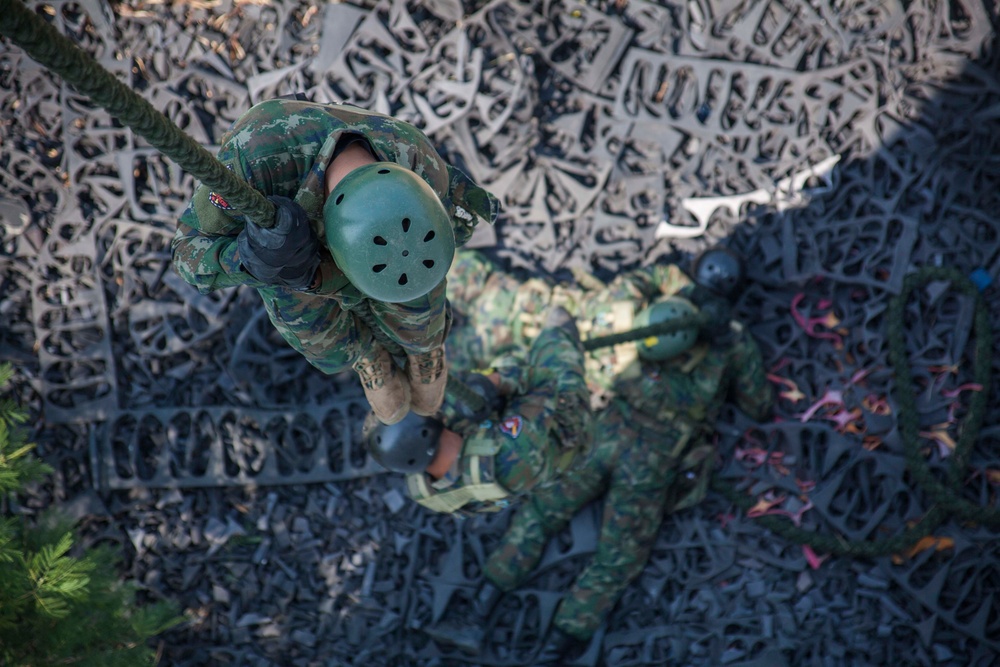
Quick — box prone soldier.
[428,247,776,662]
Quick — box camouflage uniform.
[171,99,497,374]
[480,302,774,641]
[446,250,692,406]
[406,326,590,514]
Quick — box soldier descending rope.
[171,99,499,426]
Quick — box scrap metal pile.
[1,0,999,665]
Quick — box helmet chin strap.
[324,139,377,196]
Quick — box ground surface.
[2,0,1000,665]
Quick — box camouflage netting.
[1,0,999,665]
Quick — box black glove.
[689,285,735,345]
[237,196,320,290]
[453,371,503,423]
[544,305,580,344]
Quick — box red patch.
[499,416,523,439]
[209,192,234,210]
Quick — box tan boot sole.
[371,378,411,425]
[410,384,445,416]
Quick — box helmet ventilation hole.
[421,428,429,438]
[373,236,388,246]
[407,458,416,466]
[372,264,386,273]
[398,274,408,285]
[401,217,411,233]
[423,260,435,269]
[424,230,435,242]
[378,168,390,174]
[335,194,345,205]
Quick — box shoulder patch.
[209,192,234,210]
[499,416,523,439]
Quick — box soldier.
[432,247,775,662]
[170,98,498,425]
[363,307,591,517]
[445,246,697,408]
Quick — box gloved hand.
[689,285,735,345]
[544,305,580,344]
[453,371,503,423]
[237,196,320,290]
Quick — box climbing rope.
[0,0,275,227]
[581,312,710,352]
[0,0,715,420]
[713,266,995,556]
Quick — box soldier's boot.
[423,581,503,654]
[406,345,447,416]
[544,305,580,344]
[352,343,410,425]
[472,580,504,618]
[532,627,579,665]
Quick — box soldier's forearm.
[170,224,264,293]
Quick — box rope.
[581,312,709,351]
[0,1,504,418]
[1,2,722,421]
[0,0,276,227]
[713,266,995,556]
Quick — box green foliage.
[0,363,186,665]
[0,366,52,495]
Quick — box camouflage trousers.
[257,278,450,375]
[482,405,695,641]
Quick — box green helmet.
[324,162,455,303]
[633,296,699,361]
[363,411,443,473]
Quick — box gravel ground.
[2,1,1000,665]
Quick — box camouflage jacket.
[446,249,698,403]
[607,321,774,510]
[407,327,590,514]
[171,100,498,296]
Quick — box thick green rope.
[581,312,710,351]
[714,266,994,556]
[888,267,995,524]
[0,0,719,420]
[0,0,275,227]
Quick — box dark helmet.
[633,296,699,361]
[324,162,456,303]
[692,247,745,300]
[364,410,443,473]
